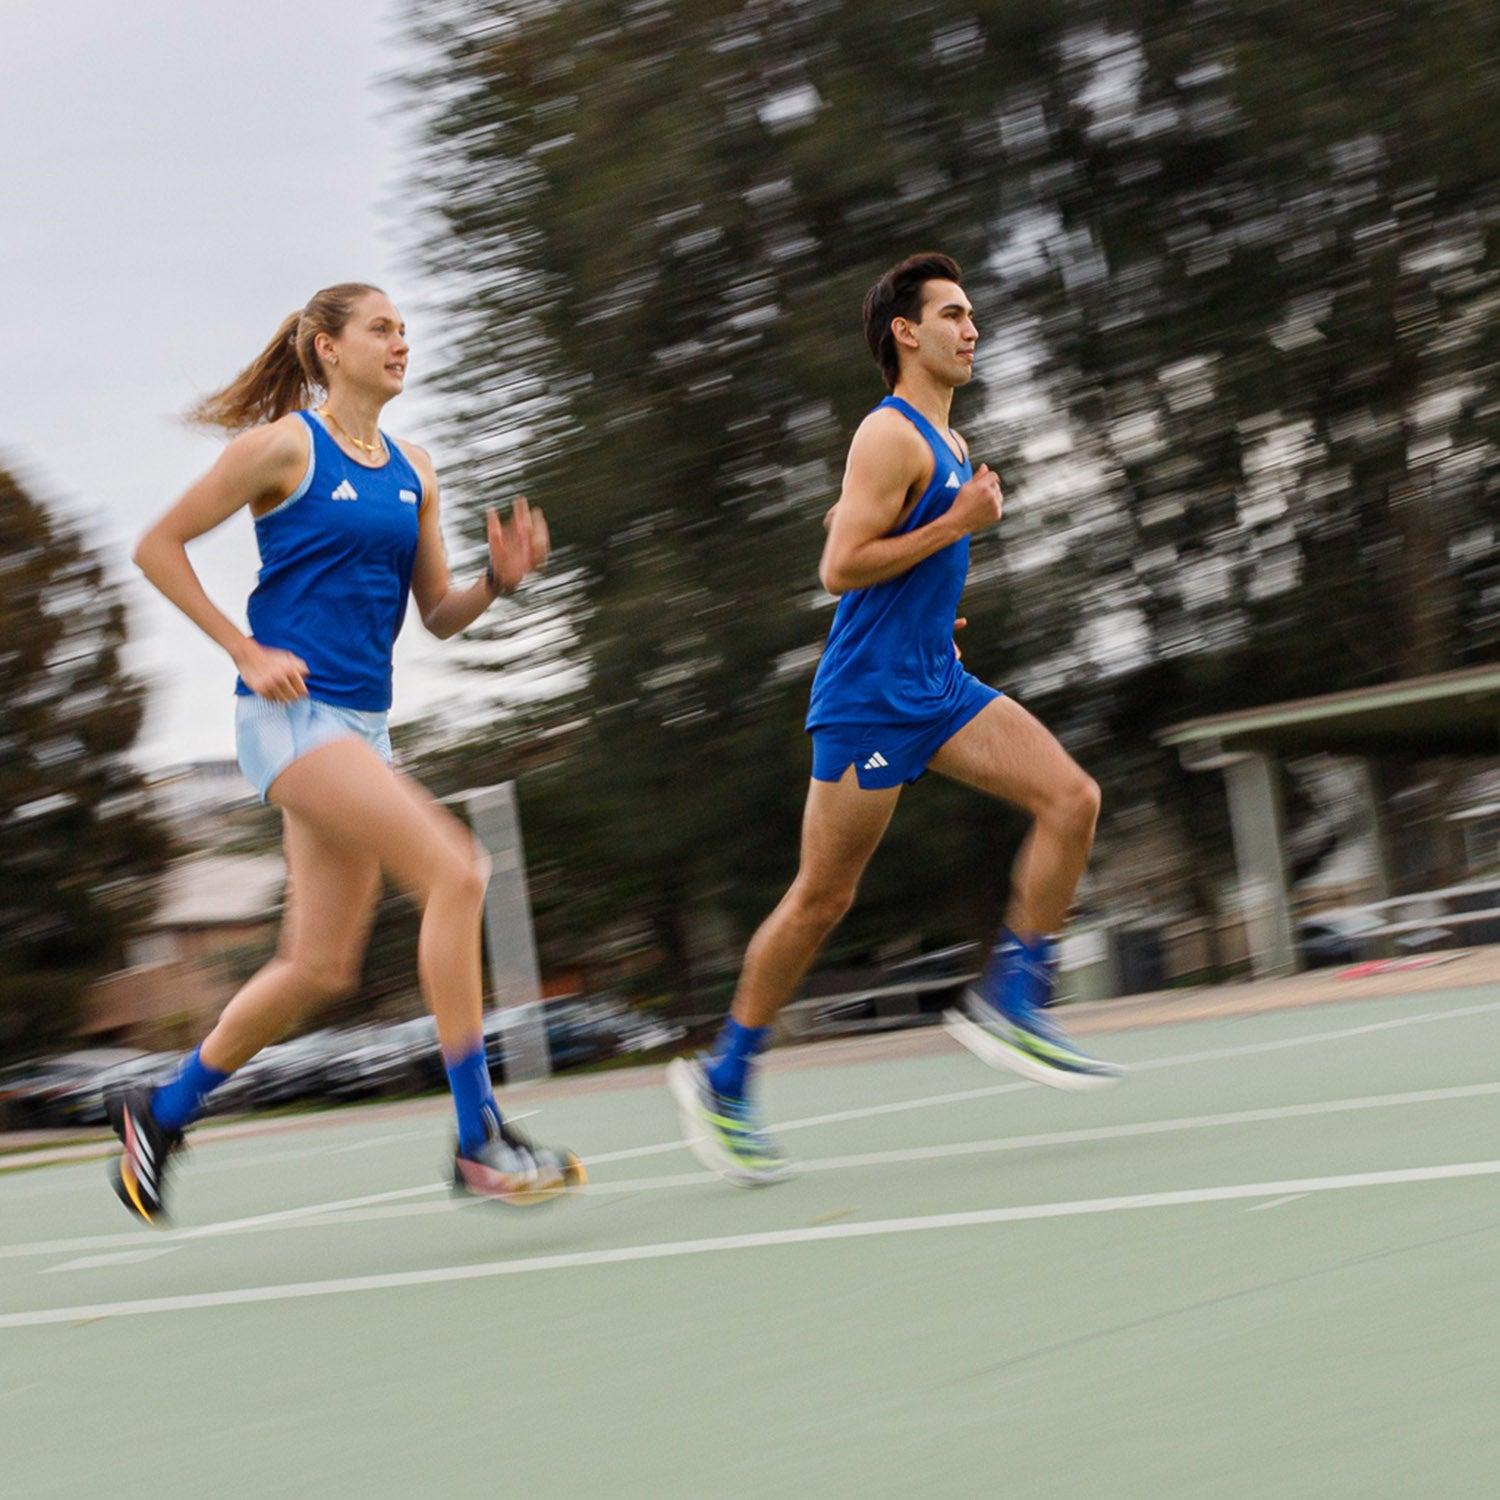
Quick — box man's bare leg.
[668,766,899,1183]
[928,695,1100,937]
[731,767,902,1027]
[928,696,1121,1087]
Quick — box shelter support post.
[1223,753,1298,979]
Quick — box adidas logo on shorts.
[862,751,889,771]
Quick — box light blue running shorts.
[234,694,393,803]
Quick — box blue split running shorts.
[810,677,1002,790]
[235,694,393,803]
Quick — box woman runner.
[114,282,583,1221]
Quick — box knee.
[789,878,857,934]
[291,955,362,1005]
[1073,772,1102,830]
[1044,770,1101,839]
[432,844,489,913]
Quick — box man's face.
[900,279,978,386]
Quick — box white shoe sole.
[666,1057,799,1188]
[942,1008,1124,1092]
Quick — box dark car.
[205,1029,347,1114]
[482,996,673,1078]
[796,943,980,1038]
[0,1048,153,1130]
[1297,910,1386,969]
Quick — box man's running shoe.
[452,1117,586,1206]
[943,931,1123,1091]
[106,1086,184,1225]
[666,1056,798,1187]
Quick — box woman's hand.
[234,640,309,702]
[487,497,550,594]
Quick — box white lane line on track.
[590,1078,1500,1193]
[8,1076,1500,1260]
[1245,1194,1308,1213]
[1124,996,1500,1072]
[43,1248,180,1273]
[6,994,1500,1194]
[606,995,1500,1151]
[6,1157,1500,1328]
[0,1186,446,1263]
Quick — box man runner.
[669,252,1122,1186]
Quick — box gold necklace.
[317,405,386,459]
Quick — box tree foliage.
[402,0,1055,990]
[399,0,1500,988]
[0,468,172,1055]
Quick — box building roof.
[150,854,284,928]
[1159,664,1500,763]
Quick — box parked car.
[790,944,979,1038]
[1297,909,1387,968]
[205,1029,347,1114]
[0,1048,154,1129]
[58,1051,174,1127]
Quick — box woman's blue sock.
[704,1017,770,1100]
[150,1044,230,1132]
[447,1044,501,1157]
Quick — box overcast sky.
[5,0,474,770]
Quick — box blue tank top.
[806,396,976,729]
[235,410,423,711]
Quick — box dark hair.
[188,282,385,430]
[862,253,963,390]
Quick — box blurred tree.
[400,0,1500,987]
[0,467,172,1056]
[986,0,1500,694]
[967,0,1500,920]
[401,0,1057,995]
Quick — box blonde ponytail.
[187,282,383,431]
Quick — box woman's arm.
[133,416,313,701]
[404,442,551,639]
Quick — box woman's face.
[325,292,408,399]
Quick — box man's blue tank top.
[806,395,976,729]
[235,410,423,711]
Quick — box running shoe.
[943,932,1124,1091]
[666,1056,798,1187]
[452,1117,587,1206]
[106,1085,185,1225]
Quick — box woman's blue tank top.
[235,410,423,711]
[806,396,975,729]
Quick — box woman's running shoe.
[452,1117,586,1206]
[106,1086,185,1225]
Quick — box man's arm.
[818,412,1003,595]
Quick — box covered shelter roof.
[1158,665,1500,765]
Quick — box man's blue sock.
[704,1017,770,1100]
[150,1044,230,1132]
[447,1044,501,1157]
[980,927,1057,1013]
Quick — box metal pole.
[462,781,551,1083]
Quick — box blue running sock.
[447,1044,501,1157]
[1012,929,1058,1010]
[150,1045,230,1132]
[977,928,1057,1015]
[704,1017,770,1100]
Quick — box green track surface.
[5,987,1500,1497]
